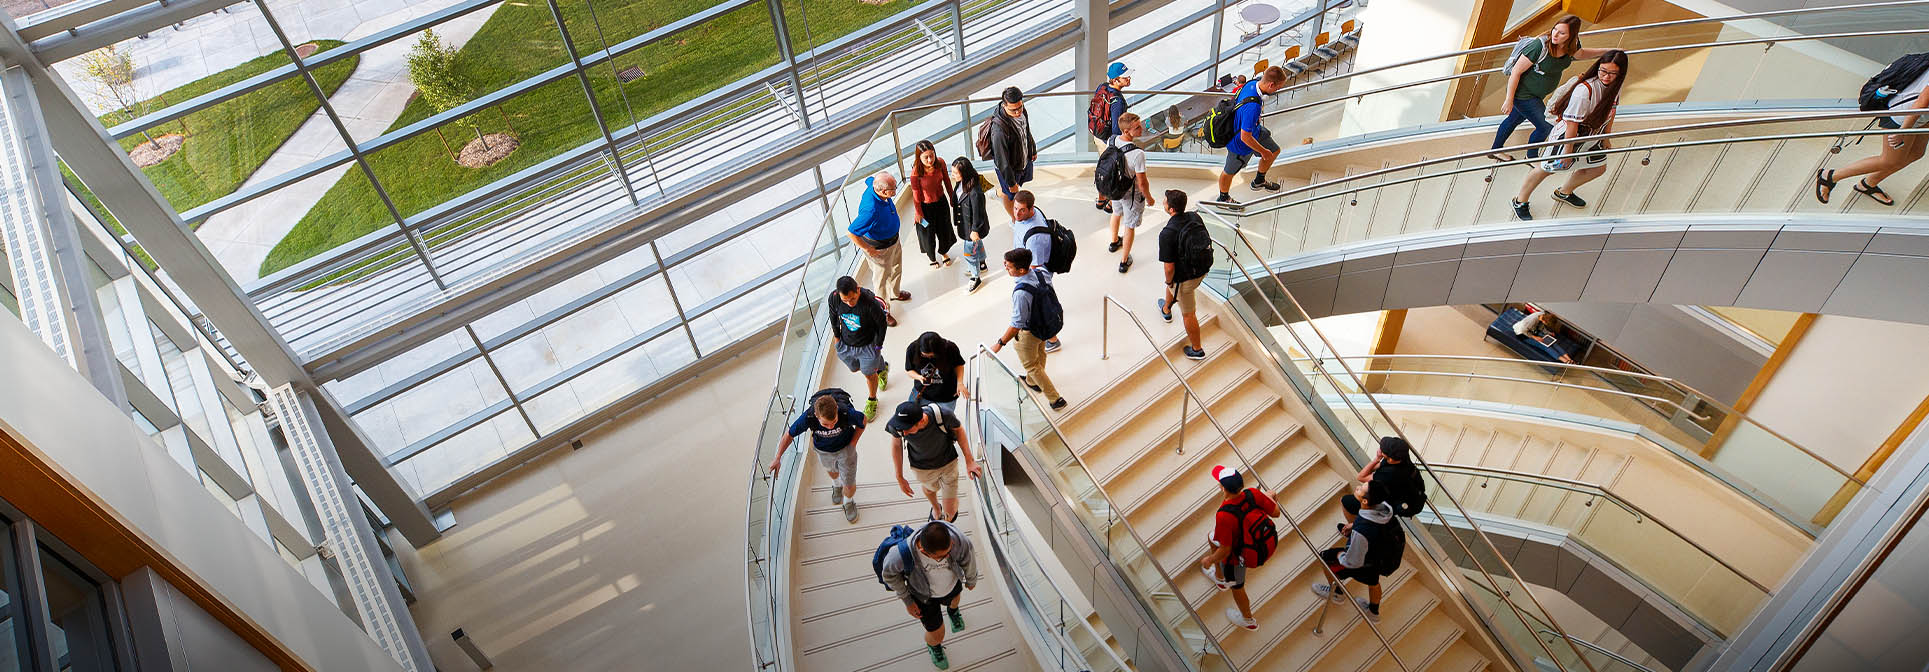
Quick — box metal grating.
[0,69,76,366]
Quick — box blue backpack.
[872,524,917,590]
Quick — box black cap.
[887,401,926,432]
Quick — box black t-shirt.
[904,339,966,403]
[891,407,964,469]
[1157,212,1210,283]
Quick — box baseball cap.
[1107,62,1132,80]
[1210,465,1244,492]
[887,401,926,432]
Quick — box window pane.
[394,410,534,494]
[37,546,118,672]
[0,524,21,672]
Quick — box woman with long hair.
[1489,15,1614,161]
[908,140,957,266]
[951,157,992,292]
[1512,49,1629,221]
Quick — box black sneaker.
[1095,198,1113,213]
[1250,176,1281,191]
[967,278,982,293]
[1108,237,1123,253]
[1020,376,1042,393]
[1551,190,1587,208]
[1183,346,1206,360]
[1050,398,1068,410]
[1510,199,1532,221]
[1213,192,1239,206]
[1118,256,1132,273]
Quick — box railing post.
[1178,391,1188,455]
[889,111,906,178]
[1101,297,1110,360]
[1312,580,1335,634]
[948,0,966,61]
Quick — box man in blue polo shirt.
[1215,66,1290,206]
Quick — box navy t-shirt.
[788,407,866,452]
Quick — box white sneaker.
[1201,565,1233,591]
[1356,598,1380,624]
[1311,583,1346,604]
[1224,606,1258,631]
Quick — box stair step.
[1427,637,1491,672]
[1367,608,1466,672]
[1144,447,1344,575]
[1077,357,1257,479]
[1055,316,1228,434]
[1239,568,1420,670]
[797,594,1000,663]
[1112,407,1306,524]
[1309,588,1444,672]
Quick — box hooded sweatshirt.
[849,176,901,246]
[827,288,889,349]
[1339,501,1396,570]
[879,521,978,605]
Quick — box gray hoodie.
[880,521,978,605]
[1339,501,1396,570]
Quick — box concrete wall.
[1744,315,1929,473]
[1541,302,1767,406]
[0,313,406,672]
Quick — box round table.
[1239,2,1281,27]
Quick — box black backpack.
[1024,213,1078,274]
[871,524,917,590]
[1205,95,1262,149]
[1094,142,1141,200]
[1861,53,1929,111]
[1376,462,1429,518]
[808,388,857,417]
[1015,280,1064,340]
[1350,515,1406,577]
[1174,215,1214,281]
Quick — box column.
[1073,0,1109,148]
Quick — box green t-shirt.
[1513,38,1575,101]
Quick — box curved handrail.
[1265,0,1929,104]
[971,343,1238,670]
[1427,462,1773,593]
[1097,296,1412,669]
[1207,232,1602,671]
[970,453,1137,672]
[1539,629,1660,672]
[1302,360,1713,422]
[1260,25,1929,123]
[1227,107,1929,212]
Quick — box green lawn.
[261,0,906,277]
[100,40,359,215]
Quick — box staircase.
[1052,315,1500,671]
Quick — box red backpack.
[1086,87,1114,140]
[1219,490,1279,567]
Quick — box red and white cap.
[1210,465,1243,491]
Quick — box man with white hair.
[849,171,913,309]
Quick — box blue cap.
[1107,62,1131,80]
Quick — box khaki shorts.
[912,461,961,499]
[1172,277,1203,314]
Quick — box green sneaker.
[928,644,950,670]
[877,362,890,391]
[863,398,879,422]
[947,607,966,633]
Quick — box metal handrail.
[1207,230,1602,672]
[1095,296,1412,669]
[1264,0,1929,103]
[1260,26,1929,123]
[1538,630,1660,672]
[970,454,1136,672]
[970,344,1238,671]
[1228,107,1929,212]
[1428,463,1773,593]
[892,88,1232,115]
[1301,362,1712,422]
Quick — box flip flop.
[1815,169,1836,204]
[1855,179,1895,206]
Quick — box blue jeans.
[1490,97,1551,158]
[961,239,985,280]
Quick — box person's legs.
[1014,332,1062,402]
[1117,197,1142,265]
[1518,98,1552,158]
[1558,164,1607,197]
[1516,168,1554,203]
[1488,104,1529,152]
[1231,586,1254,619]
[913,466,946,520]
[936,463,961,521]
[1176,278,1203,350]
[1866,134,1928,187]
[1251,127,1282,179]
[1108,211,1123,249]
[880,244,906,301]
[917,594,946,646]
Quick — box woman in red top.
[908,140,958,267]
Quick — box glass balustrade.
[1290,353,1861,534]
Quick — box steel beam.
[1073,0,1108,149]
[28,0,247,63]
[0,16,443,548]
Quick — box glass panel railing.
[972,345,1237,672]
[1460,575,1660,672]
[1427,464,1772,642]
[972,453,1134,672]
[1292,353,1859,535]
[1198,216,1609,672]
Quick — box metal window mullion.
[9,521,58,672]
[766,0,814,129]
[249,0,448,291]
[1208,0,1225,83]
[949,0,966,60]
[544,0,643,207]
[463,325,541,438]
[650,240,703,356]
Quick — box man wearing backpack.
[1344,436,1427,524]
[768,388,866,522]
[984,87,1038,220]
[1213,66,1290,206]
[1315,479,1405,624]
[1200,465,1280,631]
[888,400,981,524]
[1156,190,1210,360]
[1090,62,1132,214]
[828,275,892,421]
[1009,191,1064,351]
[991,248,1068,410]
[1099,112,1155,274]
[876,520,978,670]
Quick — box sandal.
[1815,169,1837,204]
[1487,152,1516,162]
[1855,179,1895,206]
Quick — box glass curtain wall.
[0,507,133,672]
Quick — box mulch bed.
[129,134,186,167]
[456,133,520,168]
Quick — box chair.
[1252,59,1270,76]
[1281,44,1306,74]
[1313,31,1338,60]
[1339,19,1362,48]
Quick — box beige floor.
[392,340,778,672]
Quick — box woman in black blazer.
[951,157,992,292]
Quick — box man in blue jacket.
[848,171,913,310]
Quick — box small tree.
[408,30,514,160]
[77,46,159,145]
